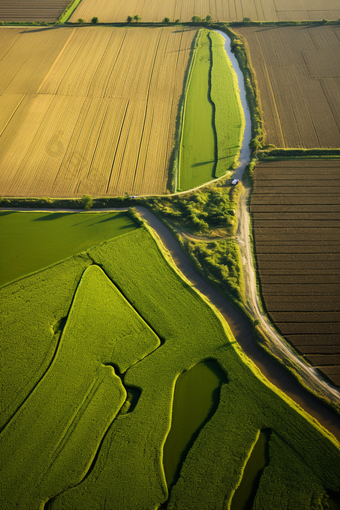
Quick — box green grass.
[209,31,245,178]
[1,227,340,510]
[178,29,245,191]
[0,253,92,429]
[0,211,137,286]
[0,265,159,510]
[147,184,240,236]
[179,30,216,191]
[58,0,84,22]
[184,237,245,305]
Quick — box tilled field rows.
[70,0,340,23]
[0,26,196,196]
[251,160,340,386]
[0,1,69,21]
[236,26,340,149]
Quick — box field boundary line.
[0,94,26,139]
[36,29,76,93]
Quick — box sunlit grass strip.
[58,0,83,22]
[209,31,245,178]
[179,30,216,191]
[0,265,160,509]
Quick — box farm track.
[251,160,340,387]
[236,25,340,149]
[3,205,340,440]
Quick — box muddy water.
[163,360,227,488]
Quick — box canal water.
[214,29,252,181]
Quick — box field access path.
[3,205,340,440]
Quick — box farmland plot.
[236,26,340,148]
[1,226,340,509]
[70,0,340,23]
[0,26,196,197]
[251,160,340,386]
[0,0,70,21]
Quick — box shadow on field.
[32,213,72,221]
[0,211,15,216]
[19,26,72,34]
[191,159,215,167]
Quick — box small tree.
[91,16,98,24]
[134,14,141,22]
[163,17,170,23]
[127,15,133,22]
[243,17,251,25]
[81,195,93,210]
[175,19,180,24]
[191,15,201,24]
[78,18,85,23]
[205,14,212,23]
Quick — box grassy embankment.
[0,211,137,286]
[179,29,215,191]
[179,29,244,190]
[208,31,245,178]
[58,0,84,22]
[1,225,340,509]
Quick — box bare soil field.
[236,26,340,148]
[70,0,340,23]
[0,1,69,21]
[250,160,340,386]
[0,26,196,197]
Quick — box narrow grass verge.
[208,31,245,178]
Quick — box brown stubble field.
[236,25,340,148]
[251,160,340,386]
[70,0,340,23]
[0,26,197,197]
[0,1,69,21]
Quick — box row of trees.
[77,14,215,25]
[127,15,141,22]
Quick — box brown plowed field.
[69,0,340,23]
[236,26,340,148]
[0,26,196,197]
[0,1,69,21]
[251,160,340,386]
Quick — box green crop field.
[0,210,137,286]
[1,225,339,509]
[0,264,159,509]
[179,29,244,191]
